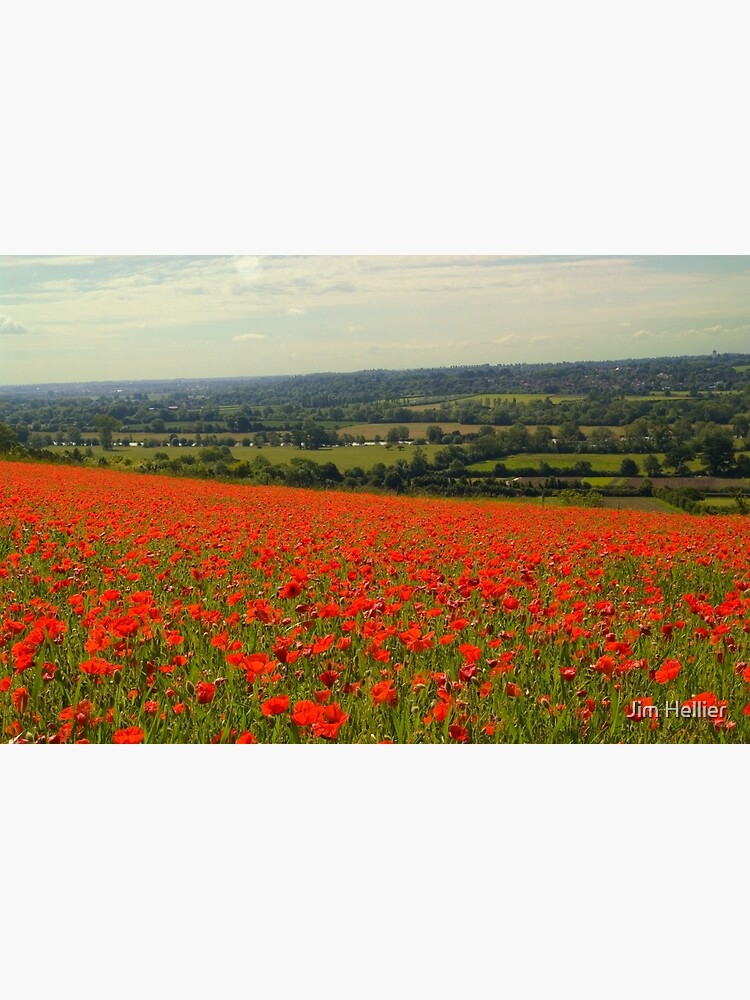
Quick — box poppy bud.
[113,669,122,685]
[186,680,196,696]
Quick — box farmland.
[44,442,446,472]
[1,353,747,511]
[2,460,748,744]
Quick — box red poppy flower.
[433,701,450,722]
[448,723,469,742]
[460,656,481,680]
[111,616,140,638]
[654,659,682,684]
[113,726,144,744]
[196,681,216,705]
[236,730,258,743]
[311,702,348,740]
[80,657,116,676]
[291,700,322,726]
[371,680,398,707]
[261,695,290,717]
[12,686,29,713]
[593,655,616,678]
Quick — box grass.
[401,391,713,412]
[467,452,692,474]
[699,496,741,509]
[47,443,445,472]
[404,393,586,411]
[338,422,479,439]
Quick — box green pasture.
[46,442,444,472]
[467,452,698,474]
[698,496,742,509]
[339,422,477,439]
[400,391,716,412]
[340,422,628,439]
[404,393,585,411]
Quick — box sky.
[1,255,749,386]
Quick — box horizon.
[2,255,750,386]
[0,347,747,393]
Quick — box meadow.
[1,460,748,743]
[48,443,446,471]
[467,452,685,473]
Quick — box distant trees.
[0,422,19,453]
[386,425,409,444]
[95,414,120,451]
[732,414,750,440]
[698,426,736,475]
[587,426,618,452]
[664,441,694,475]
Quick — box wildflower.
[593,655,616,678]
[261,695,290,717]
[195,681,216,705]
[12,686,29,713]
[312,702,348,740]
[371,680,398,707]
[291,700,322,727]
[654,659,682,684]
[113,726,144,744]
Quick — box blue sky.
[1,255,749,386]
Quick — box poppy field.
[1,460,748,743]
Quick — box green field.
[467,452,697,474]
[339,422,478,439]
[580,476,614,487]
[404,393,586,411]
[340,422,628,439]
[401,391,710,412]
[47,443,445,472]
[698,496,742,509]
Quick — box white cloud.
[0,314,28,334]
[232,332,267,342]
